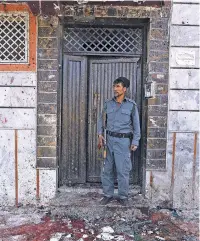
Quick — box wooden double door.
[60,55,142,186]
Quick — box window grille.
[0,12,29,63]
[64,28,142,55]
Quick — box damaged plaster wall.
[0,59,57,207]
[0,72,37,206]
[146,0,200,209]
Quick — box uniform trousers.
[101,135,132,200]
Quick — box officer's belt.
[106,130,133,138]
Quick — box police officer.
[97,77,141,206]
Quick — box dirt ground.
[0,186,199,241]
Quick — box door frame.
[58,18,148,191]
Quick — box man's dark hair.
[113,78,125,87]
[113,77,130,88]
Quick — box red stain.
[0,218,96,241]
[10,76,14,84]
[150,212,170,223]
[0,117,8,124]
[0,214,198,241]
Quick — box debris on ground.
[0,187,199,241]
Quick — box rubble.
[50,233,66,241]
[101,226,114,233]
[155,236,165,240]
[97,233,115,240]
[0,189,199,241]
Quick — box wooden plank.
[0,130,15,206]
[15,130,18,207]
[170,90,199,110]
[170,69,200,89]
[0,87,36,107]
[192,133,198,202]
[18,130,36,204]
[194,133,199,206]
[0,108,36,129]
[169,111,199,131]
[171,26,200,47]
[172,4,200,25]
[170,133,176,204]
[0,72,36,86]
[36,169,40,200]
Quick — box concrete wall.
[0,73,37,206]
[0,70,57,205]
[146,0,200,209]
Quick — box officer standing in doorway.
[97,77,141,206]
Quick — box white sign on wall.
[176,50,195,66]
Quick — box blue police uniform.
[97,97,141,200]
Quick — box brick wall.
[37,3,171,173]
[37,16,59,168]
[62,3,171,171]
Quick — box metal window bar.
[64,27,143,55]
[0,12,29,63]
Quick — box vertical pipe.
[36,169,40,200]
[192,132,197,201]
[39,0,42,15]
[171,132,176,205]
[150,171,153,187]
[150,171,153,200]
[15,129,18,207]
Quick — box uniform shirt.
[97,97,141,146]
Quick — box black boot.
[99,196,113,205]
[118,198,129,206]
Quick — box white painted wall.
[0,72,37,205]
[0,71,57,205]
[146,1,200,209]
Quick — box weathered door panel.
[87,57,141,183]
[61,55,87,185]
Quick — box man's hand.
[131,145,137,152]
[98,135,105,149]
